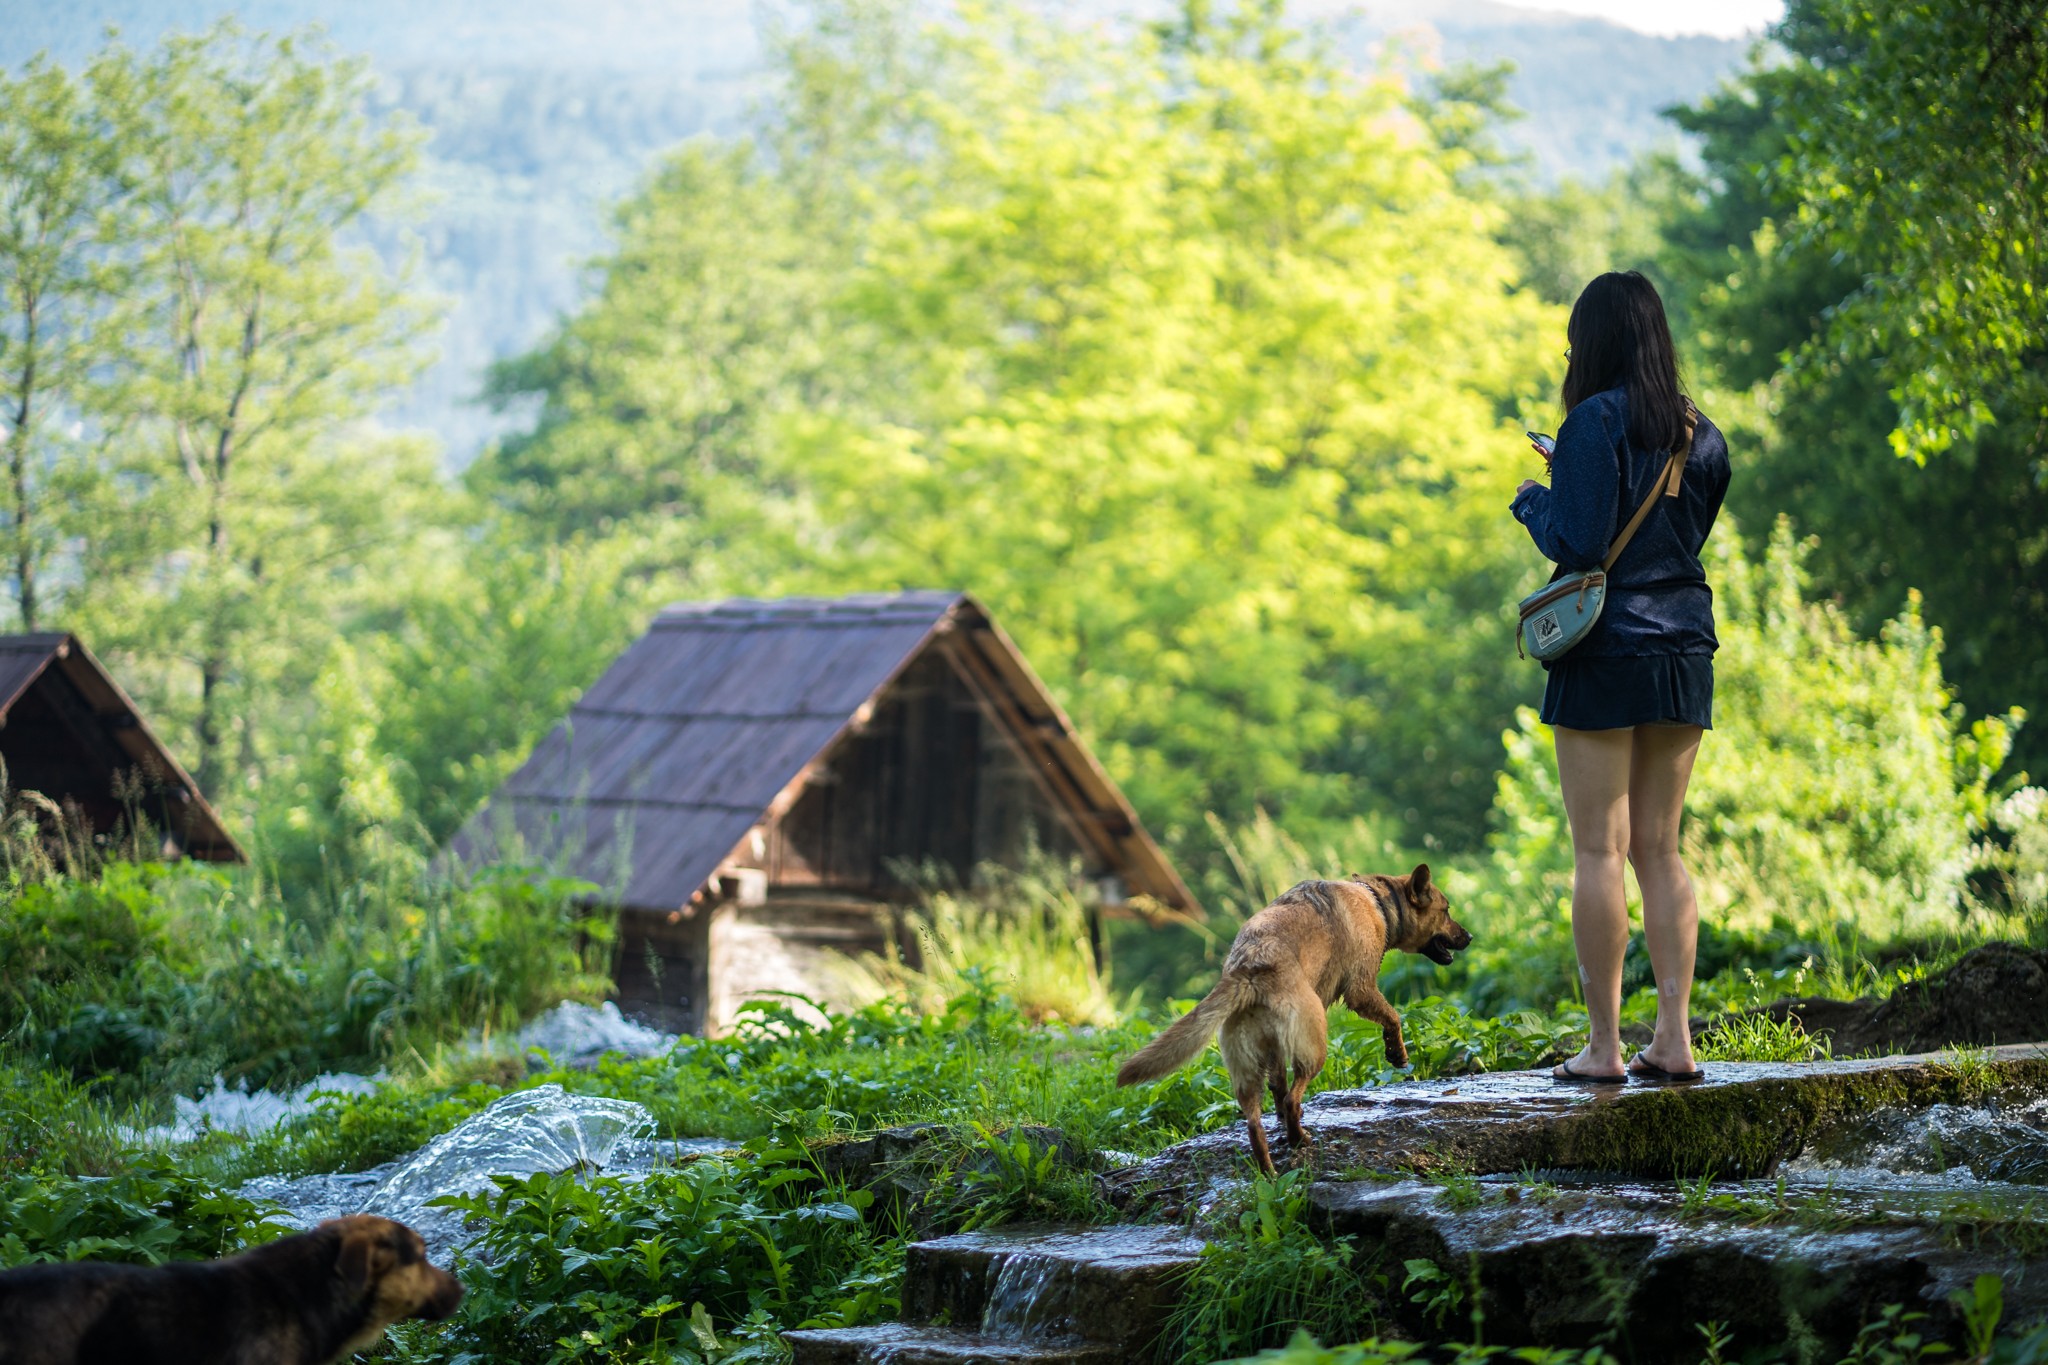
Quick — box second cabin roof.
[455,591,1197,916]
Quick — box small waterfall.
[982,1250,1075,1339]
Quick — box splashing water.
[509,1000,675,1065]
[243,1084,728,1257]
[1789,1094,2048,1186]
[143,1072,385,1142]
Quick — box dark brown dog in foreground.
[0,1214,462,1365]
[1117,867,1472,1174]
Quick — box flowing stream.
[242,1084,731,1258]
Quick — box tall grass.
[864,856,1120,1026]
[0,859,612,1103]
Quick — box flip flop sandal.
[1629,1054,1705,1083]
[1552,1059,1626,1084]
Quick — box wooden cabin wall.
[765,651,1089,895]
[611,907,713,1034]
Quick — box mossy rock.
[1107,1045,2048,1206]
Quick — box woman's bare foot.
[1551,1043,1626,1083]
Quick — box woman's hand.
[1516,479,1543,497]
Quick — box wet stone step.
[783,1323,1124,1365]
[785,1224,1205,1365]
[1106,1043,2048,1205]
[1310,1171,2048,1360]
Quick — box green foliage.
[389,1149,895,1365]
[0,23,442,805]
[867,855,1119,1026]
[1443,523,2032,1014]
[911,1122,1113,1231]
[478,0,1561,854]
[1164,1168,1384,1365]
[1694,1012,1827,1064]
[1768,2,2048,465]
[0,860,610,1098]
[1650,7,2048,792]
[0,1160,290,1267]
[0,1054,131,1176]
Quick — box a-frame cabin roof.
[0,633,242,861]
[455,592,1196,915]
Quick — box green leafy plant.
[390,1146,897,1365]
[1162,1168,1384,1365]
[0,1161,290,1268]
[1401,1259,1466,1332]
[916,1122,1112,1232]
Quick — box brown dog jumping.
[0,1213,463,1365]
[1116,866,1471,1174]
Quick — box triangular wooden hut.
[0,633,241,862]
[455,592,1194,1033]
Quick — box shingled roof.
[0,633,241,861]
[455,592,1194,915]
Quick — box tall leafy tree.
[1649,2,2048,781]
[1771,0,2048,464]
[0,58,116,631]
[73,25,436,800]
[481,0,1560,847]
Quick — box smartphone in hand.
[1527,431,1556,458]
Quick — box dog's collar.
[1362,878,1399,941]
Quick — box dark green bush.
[0,861,610,1099]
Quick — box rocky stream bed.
[791,1045,2048,1364]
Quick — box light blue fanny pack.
[1517,418,1693,663]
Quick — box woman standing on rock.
[1510,271,1731,1085]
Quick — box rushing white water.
[509,999,675,1065]
[1787,1093,2048,1186]
[141,1001,679,1146]
[982,1252,1071,1339]
[242,1084,730,1258]
[153,1072,386,1142]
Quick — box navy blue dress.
[1510,386,1731,731]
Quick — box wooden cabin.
[0,633,241,862]
[453,592,1196,1034]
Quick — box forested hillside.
[0,0,1748,461]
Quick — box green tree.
[481,0,1561,850]
[69,25,436,801]
[1646,5,2048,783]
[0,57,117,630]
[1770,0,2048,464]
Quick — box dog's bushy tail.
[1115,978,1254,1087]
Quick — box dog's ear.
[336,1223,394,1294]
[1409,863,1432,898]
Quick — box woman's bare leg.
[1629,724,1705,1075]
[1552,725,1635,1078]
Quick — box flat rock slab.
[786,1224,1205,1365]
[1311,1172,2047,1359]
[1107,1044,2048,1204]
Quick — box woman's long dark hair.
[1562,271,1690,453]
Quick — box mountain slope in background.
[0,1,1752,463]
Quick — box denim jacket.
[1510,386,1731,663]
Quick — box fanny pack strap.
[1599,403,1698,573]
